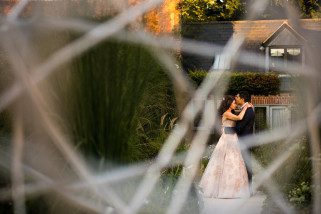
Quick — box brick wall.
[251,94,294,106]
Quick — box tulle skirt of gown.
[199,130,250,198]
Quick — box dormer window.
[286,48,301,63]
[262,22,306,72]
[269,47,302,70]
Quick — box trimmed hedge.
[189,70,280,95]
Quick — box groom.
[235,91,255,194]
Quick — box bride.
[199,95,252,198]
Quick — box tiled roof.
[184,19,321,51]
[182,19,321,71]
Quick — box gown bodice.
[222,117,236,127]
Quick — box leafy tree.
[299,0,321,18]
[259,0,321,19]
[178,0,246,22]
[179,0,321,22]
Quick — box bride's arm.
[223,105,248,121]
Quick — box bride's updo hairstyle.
[218,95,234,116]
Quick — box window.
[269,47,302,71]
[270,48,285,57]
[270,107,291,129]
[254,107,268,133]
[287,48,301,56]
[254,106,291,132]
[286,48,301,63]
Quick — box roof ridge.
[262,22,307,46]
[183,18,321,25]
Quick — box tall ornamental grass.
[49,38,177,164]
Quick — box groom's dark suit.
[235,106,255,186]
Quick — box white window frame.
[254,105,291,131]
[266,46,304,72]
[269,106,291,129]
[253,105,269,132]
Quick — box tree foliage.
[178,0,245,22]
[298,0,321,18]
[179,0,321,22]
[261,0,321,19]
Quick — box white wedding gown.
[199,117,250,198]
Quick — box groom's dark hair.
[239,91,251,102]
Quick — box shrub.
[288,181,312,208]
[189,70,280,95]
[257,136,312,213]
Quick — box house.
[182,19,321,131]
[181,19,321,72]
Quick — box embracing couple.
[199,91,255,198]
